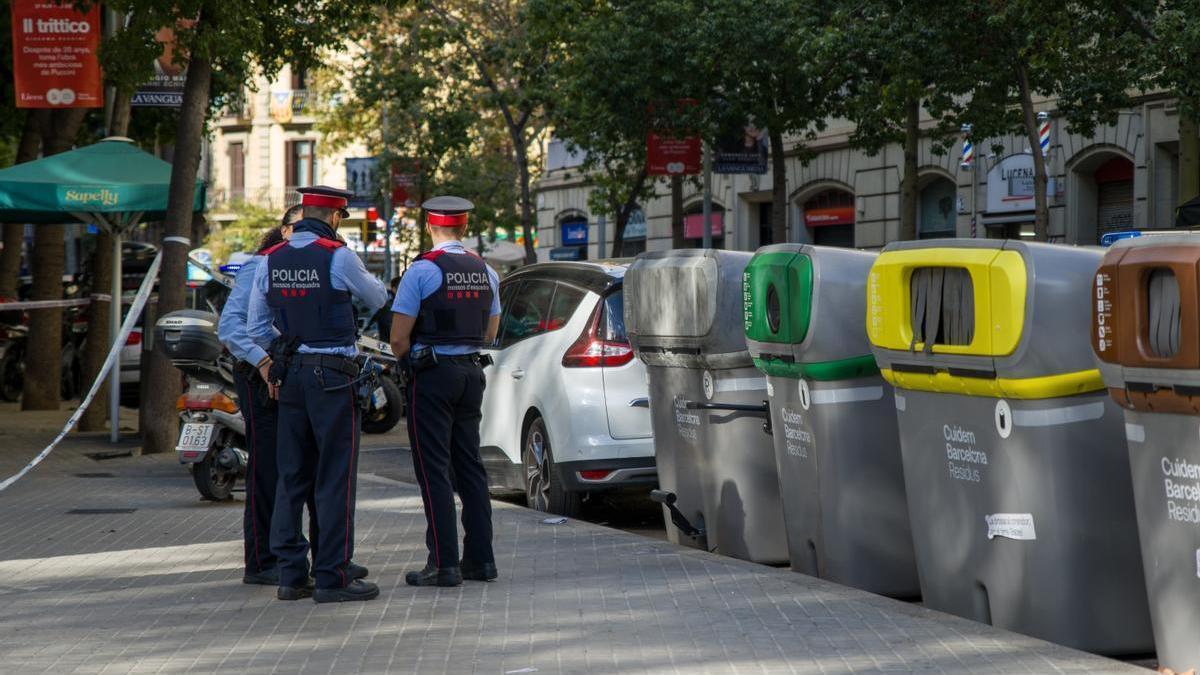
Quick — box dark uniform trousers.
[270,361,360,589]
[407,359,494,569]
[233,370,318,575]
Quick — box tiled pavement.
[0,406,1143,674]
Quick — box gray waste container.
[866,239,1152,655]
[1094,234,1200,670]
[626,249,788,564]
[744,244,919,597]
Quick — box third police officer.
[247,185,388,602]
[389,196,500,587]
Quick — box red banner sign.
[647,133,701,176]
[684,212,723,239]
[646,99,700,176]
[803,206,855,227]
[391,160,420,208]
[11,0,102,109]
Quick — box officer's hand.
[257,359,279,400]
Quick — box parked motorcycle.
[356,335,404,434]
[155,309,248,501]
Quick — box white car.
[480,261,655,515]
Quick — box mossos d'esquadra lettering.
[944,424,986,483]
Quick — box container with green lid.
[743,244,918,598]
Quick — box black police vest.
[412,248,494,347]
[264,238,355,348]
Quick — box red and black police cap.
[423,195,474,227]
[297,185,352,218]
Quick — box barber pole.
[960,126,974,171]
[1037,112,1051,158]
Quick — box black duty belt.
[440,353,489,367]
[296,353,360,378]
[233,360,257,379]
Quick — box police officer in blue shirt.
[247,186,388,603]
[390,196,501,587]
[218,205,366,589]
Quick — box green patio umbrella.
[0,136,206,441]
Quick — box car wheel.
[522,416,582,517]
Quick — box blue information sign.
[560,219,588,246]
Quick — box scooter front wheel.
[193,453,236,501]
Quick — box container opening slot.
[910,267,974,351]
[1147,268,1181,358]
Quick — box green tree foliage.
[540,0,689,255]
[201,203,279,263]
[318,4,519,251]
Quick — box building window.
[291,64,309,91]
[620,206,648,256]
[802,189,855,247]
[228,142,245,202]
[918,178,957,239]
[286,140,317,190]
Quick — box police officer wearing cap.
[390,196,500,587]
[247,185,388,602]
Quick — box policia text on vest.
[390,195,502,588]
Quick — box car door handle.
[511,369,525,380]
[629,397,649,408]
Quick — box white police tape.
[0,249,163,493]
[0,298,93,311]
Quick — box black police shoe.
[243,567,280,586]
[460,560,498,582]
[348,561,369,580]
[405,565,463,587]
[277,579,315,601]
[313,579,380,603]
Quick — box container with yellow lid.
[866,238,1151,655]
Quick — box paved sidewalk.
[0,407,1143,674]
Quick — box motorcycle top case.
[155,310,222,362]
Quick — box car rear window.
[499,279,556,347]
[603,288,627,342]
[548,284,586,332]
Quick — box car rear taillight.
[578,469,613,481]
[562,302,634,368]
[125,330,141,346]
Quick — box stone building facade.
[533,94,1185,259]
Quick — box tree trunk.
[514,140,536,264]
[20,108,88,410]
[610,169,648,258]
[20,224,65,410]
[0,112,46,299]
[769,127,788,245]
[140,54,212,454]
[1016,63,1049,241]
[899,95,920,241]
[80,90,131,431]
[1179,108,1200,211]
[670,175,685,249]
